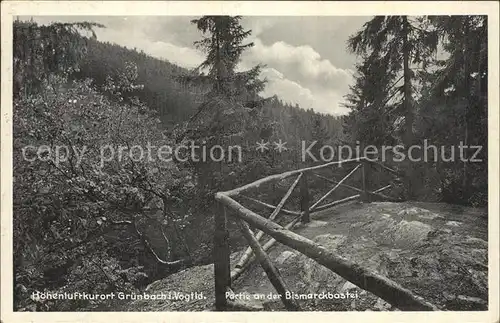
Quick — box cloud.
[246,39,353,93]
[261,68,313,103]
[95,24,352,115]
[260,68,350,116]
[245,16,371,71]
[240,38,353,115]
[242,17,278,38]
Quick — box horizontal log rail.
[312,194,360,213]
[239,195,301,216]
[220,157,366,197]
[213,157,419,311]
[219,157,398,197]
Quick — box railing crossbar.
[313,194,360,212]
[312,172,363,193]
[230,213,304,282]
[237,219,301,311]
[269,173,303,221]
[313,171,399,202]
[239,195,301,216]
[309,164,361,212]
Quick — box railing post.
[361,160,370,202]
[300,171,310,223]
[214,202,231,311]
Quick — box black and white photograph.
[1,1,499,321]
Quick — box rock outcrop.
[122,202,488,311]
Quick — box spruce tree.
[182,15,269,196]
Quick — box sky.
[23,16,372,116]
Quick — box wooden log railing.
[213,157,436,311]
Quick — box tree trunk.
[461,19,470,201]
[215,24,221,94]
[300,172,310,223]
[402,16,415,200]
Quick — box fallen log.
[216,193,438,311]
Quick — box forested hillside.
[12,15,488,312]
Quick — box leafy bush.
[13,64,191,310]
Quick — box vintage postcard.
[1,1,499,322]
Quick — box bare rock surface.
[122,202,488,311]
